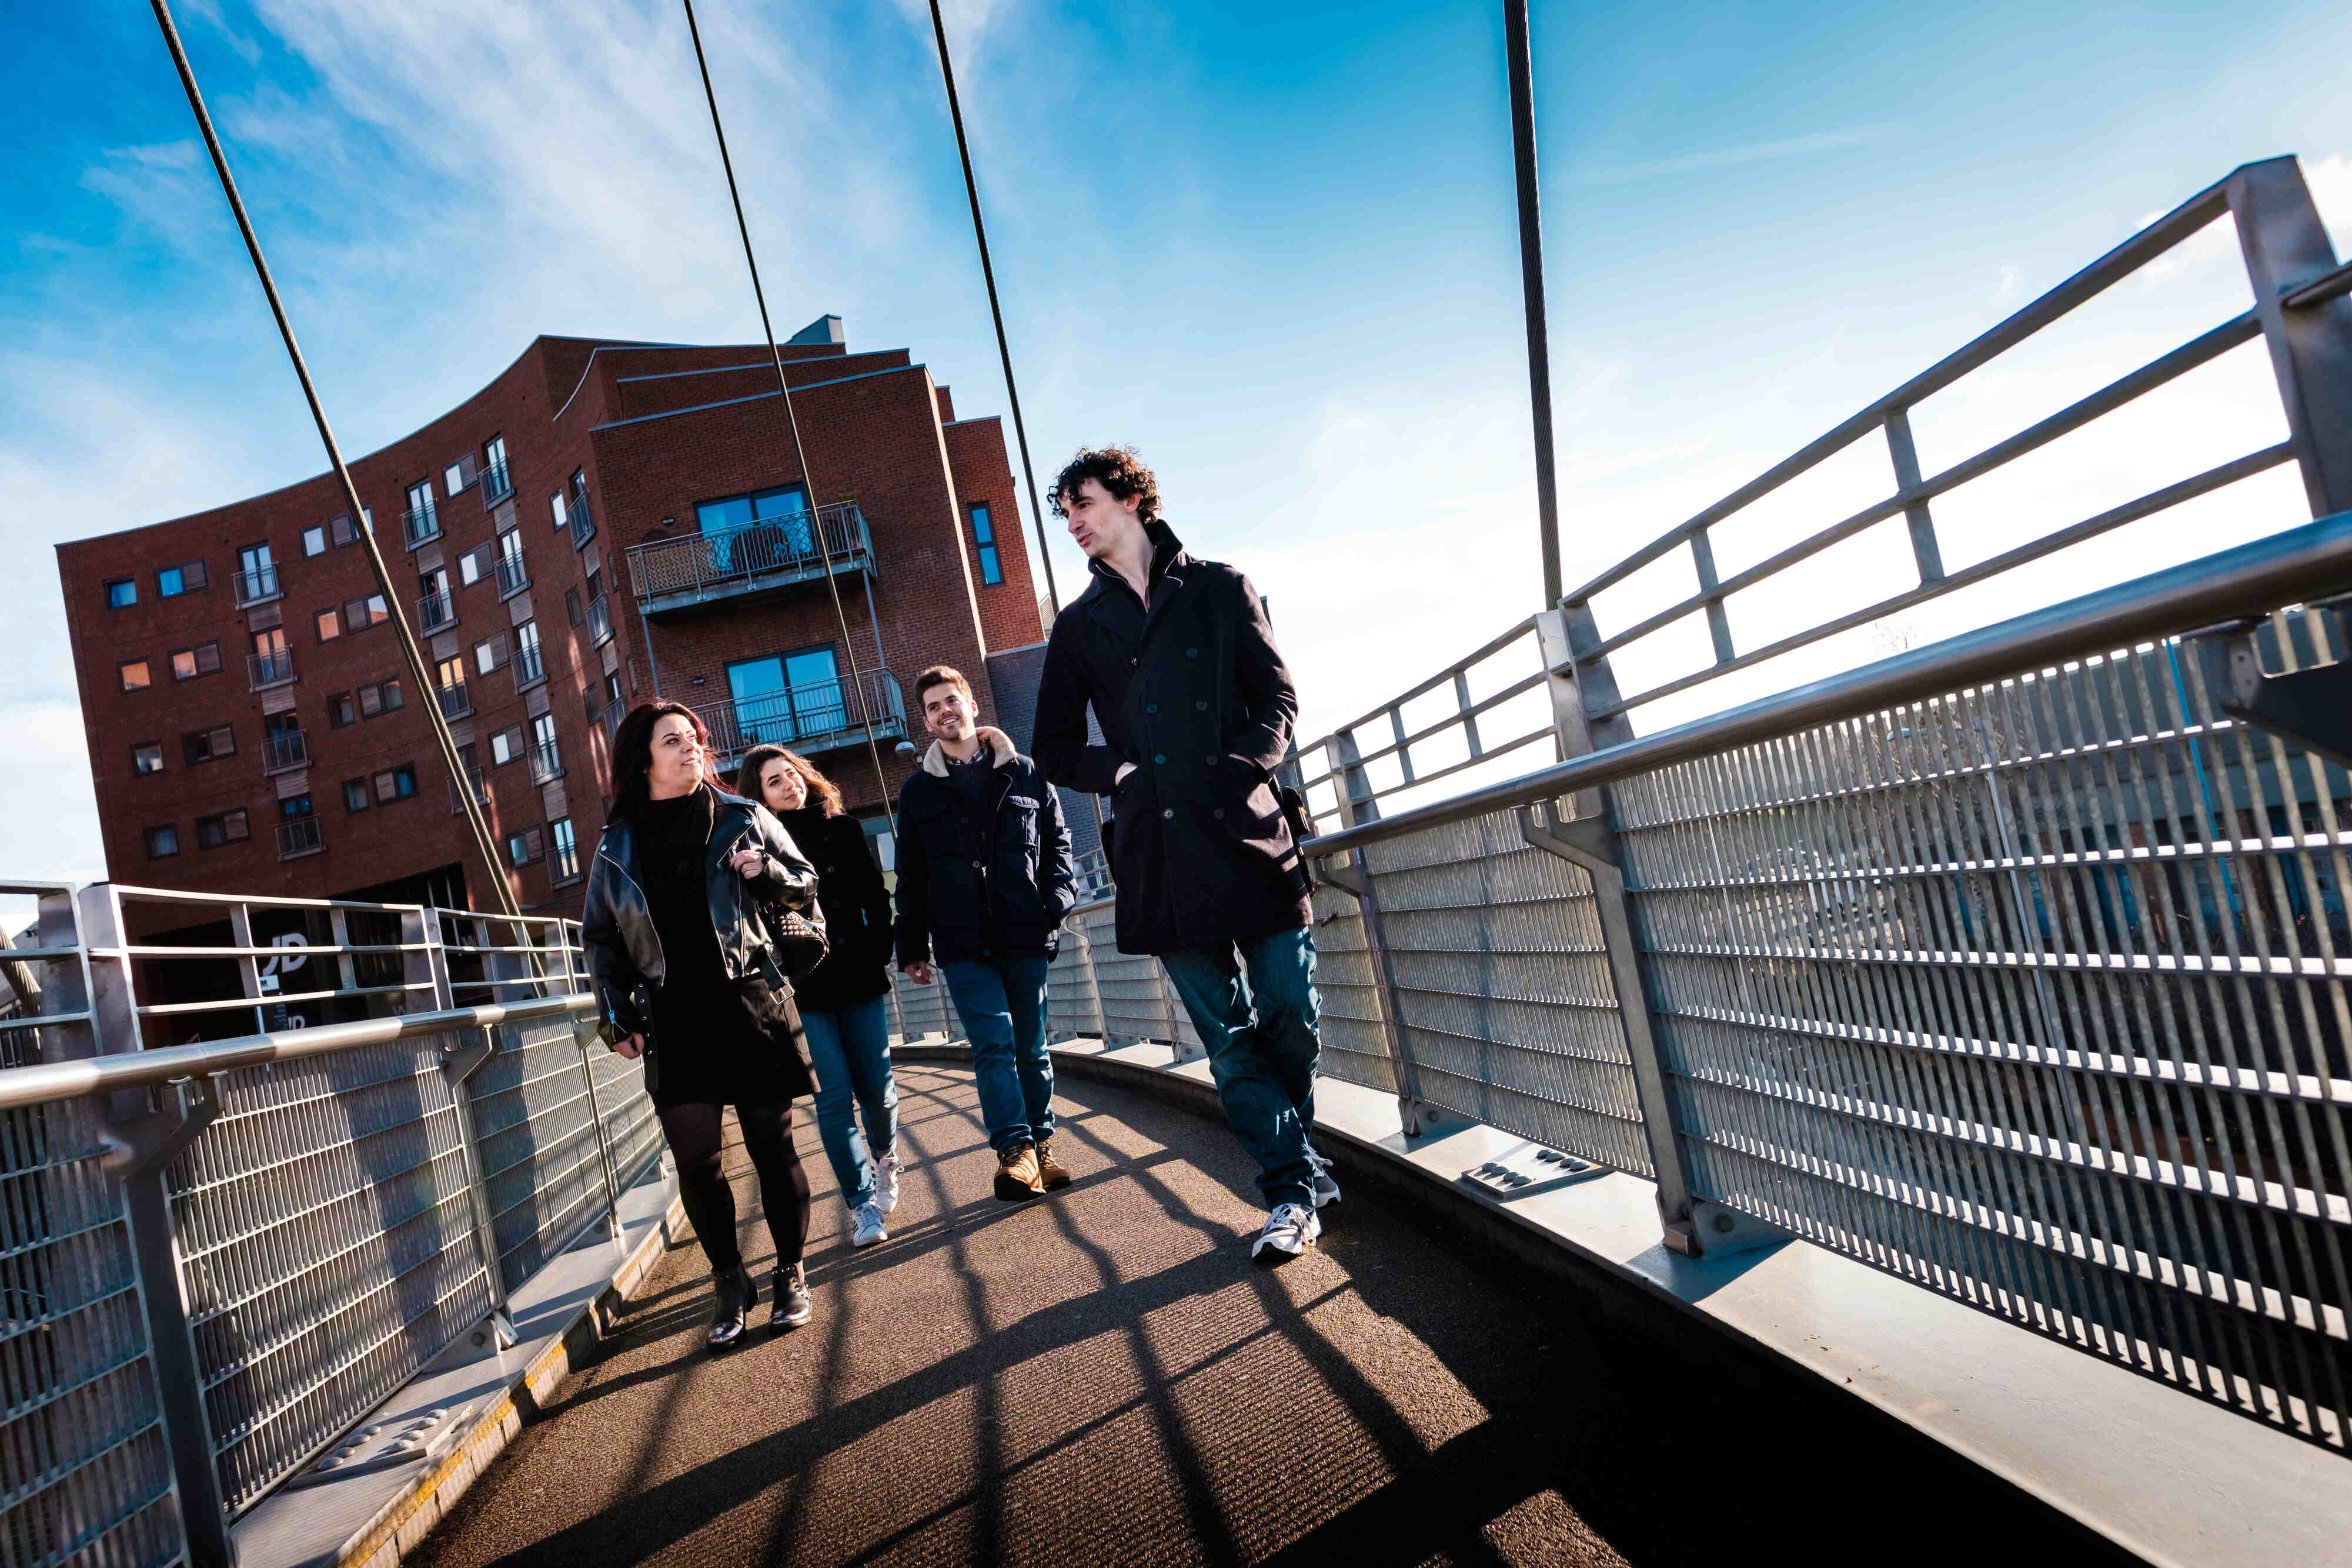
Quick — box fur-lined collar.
[920,725,1017,777]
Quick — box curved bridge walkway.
[403,1064,2074,1568]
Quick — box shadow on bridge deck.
[405,1064,2120,1568]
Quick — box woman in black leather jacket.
[582,701,824,1346]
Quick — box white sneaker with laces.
[850,1199,888,1249]
[874,1150,903,1215]
[1306,1146,1341,1209]
[1251,1202,1322,1263]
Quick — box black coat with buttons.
[892,728,1077,967]
[1034,522,1312,955]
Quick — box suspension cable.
[680,0,898,838]
[924,0,1063,620]
[147,0,522,920]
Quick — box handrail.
[1302,510,2352,861]
[0,992,590,1111]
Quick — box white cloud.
[1993,263,2024,307]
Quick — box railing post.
[1530,610,1777,1256]
[1317,737,1436,1135]
[2229,156,2352,516]
[415,909,519,1338]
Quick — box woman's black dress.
[636,788,811,1108]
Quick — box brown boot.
[994,1141,1044,1201]
[1033,1138,1072,1191]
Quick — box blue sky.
[5,0,2348,880]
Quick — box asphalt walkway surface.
[406,1064,2115,1568]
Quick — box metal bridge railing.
[0,885,654,1566]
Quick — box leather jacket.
[580,785,821,1043]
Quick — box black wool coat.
[1034,522,1312,955]
[892,728,1077,967]
[777,807,893,1014]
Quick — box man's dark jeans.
[940,954,1055,1152]
[1158,927,1319,1210]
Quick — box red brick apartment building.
[58,317,1083,915]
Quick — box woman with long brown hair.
[737,744,900,1248]
[582,701,823,1345]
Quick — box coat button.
[1213,808,1225,820]
[1186,648,1198,657]
[972,859,983,868]
[1195,700,1207,711]
[1161,808,1174,820]
[1153,754,1165,764]
[1145,703,1157,714]
[1205,754,1218,765]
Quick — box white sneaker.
[1306,1146,1341,1209]
[874,1150,902,1216]
[850,1200,888,1249]
[1251,1202,1321,1263]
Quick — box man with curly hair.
[1034,446,1336,1262]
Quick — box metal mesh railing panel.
[1612,623,2352,1447]
[887,971,951,1042]
[587,1042,662,1190]
[1358,808,1652,1175]
[167,1035,495,1514]
[1046,921,1104,1042]
[1305,884,1392,1095]
[468,1017,607,1296]
[1,1096,182,1568]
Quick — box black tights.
[657,1101,811,1277]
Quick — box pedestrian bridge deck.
[398,1060,2097,1568]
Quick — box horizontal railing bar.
[1591,444,2295,718]
[106,885,430,914]
[1315,671,1548,774]
[0,1009,93,1032]
[1563,171,2236,606]
[1318,726,1558,815]
[1582,315,2264,663]
[113,942,427,960]
[0,994,589,1111]
[133,982,430,1016]
[1305,615,1541,751]
[1305,511,2352,861]
[2285,259,2352,310]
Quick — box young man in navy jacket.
[894,665,1077,1199]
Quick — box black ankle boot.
[709,1264,755,1348]
[771,1262,811,1330]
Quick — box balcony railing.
[275,815,323,858]
[247,648,295,690]
[233,564,279,606]
[437,680,471,720]
[527,740,563,784]
[496,553,529,597]
[567,491,594,548]
[689,668,906,765]
[586,594,612,647]
[512,643,545,690]
[403,504,439,547]
[481,456,513,506]
[417,589,456,632]
[626,502,874,617]
[260,730,308,774]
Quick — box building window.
[489,726,524,767]
[182,725,235,765]
[507,824,544,867]
[358,678,403,718]
[158,560,208,597]
[473,633,509,674]
[550,817,579,882]
[342,778,369,812]
[696,484,813,567]
[566,586,583,626]
[482,436,511,502]
[343,594,388,633]
[236,543,278,603]
[513,620,544,686]
[315,607,342,642]
[495,526,527,594]
[195,809,249,849]
[145,824,179,859]
[171,642,222,681]
[132,742,165,775]
[328,691,356,727]
[444,452,478,495]
[120,660,151,692]
[372,763,419,804]
[405,479,437,544]
[303,525,329,557]
[330,511,363,549]
[106,577,138,609]
[970,504,1003,586]
[550,490,570,534]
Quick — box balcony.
[482,455,513,506]
[567,491,594,548]
[512,642,545,690]
[626,502,874,621]
[586,593,612,648]
[689,668,906,770]
[527,740,563,784]
[260,730,308,774]
[233,564,280,607]
[495,553,529,598]
[448,764,487,814]
[417,589,456,633]
[403,504,440,548]
[247,648,295,691]
[276,815,323,859]
[437,680,471,720]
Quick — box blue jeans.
[1160,927,1320,1210]
[940,955,1055,1152]
[799,994,897,1209]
